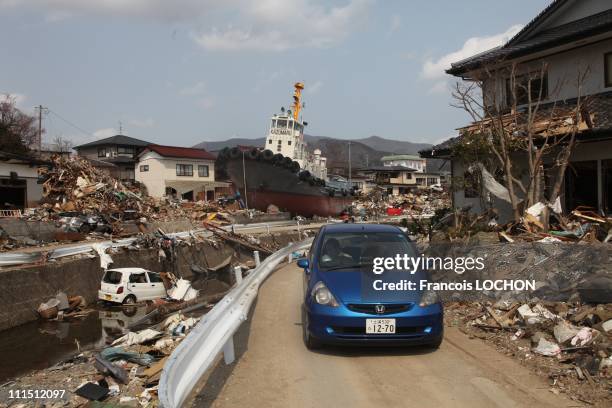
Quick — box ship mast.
[292,82,304,121]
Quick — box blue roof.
[321,223,401,233]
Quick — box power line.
[47,109,94,139]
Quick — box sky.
[0,0,552,147]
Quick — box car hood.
[319,269,426,304]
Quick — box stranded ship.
[217,82,353,217]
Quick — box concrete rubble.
[446,301,612,405]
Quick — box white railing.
[158,238,313,408]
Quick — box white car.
[98,268,167,304]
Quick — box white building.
[0,151,46,210]
[381,155,426,172]
[135,144,228,201]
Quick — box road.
[192,264,579,408]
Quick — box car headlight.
[311,281,339,307]
[419,289,439,307]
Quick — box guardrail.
[0,220,318,267]
[158,238,313,408]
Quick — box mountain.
[193,135,448,171]
[193,138,265,151]
[352,136,432,155]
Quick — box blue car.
[298,223,443,349]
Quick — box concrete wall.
[482,37,612,109]
[0,231,302,331]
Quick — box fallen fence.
[158,238,313,408]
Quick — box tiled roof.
[74,135,150,149]
[144,144,216,160]
[447,8,612,76]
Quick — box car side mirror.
[297,259,309,269]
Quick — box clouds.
[422,24,523,80]
[0,0,220,22]
[3,0,372,52]
[194,0,372,51]
[1,92,27,109]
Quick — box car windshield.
[103,270,122,284]
[318,231,416,271]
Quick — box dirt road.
[192,264,580,408]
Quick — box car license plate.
[366,318,396,334]
[105,294,112,300]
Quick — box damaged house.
[423,0,612,222]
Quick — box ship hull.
[224,158,351,217]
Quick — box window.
[129,273,147,283]
[268,139,272,144]
[176,164,193,176]
[288,140,292,145]
[506,73,548,106]
[605,52,612,87]
[117,146,134,154]
[98,147,106,157]
[198,165,209,177]
[147,272,163,283]
[277,119,287,128]
[139,165,149,172]
[405,173,412,179]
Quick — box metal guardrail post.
[253,251,260,267]
[233,266,242,285]
[222,336,235,364]
[158,238,313,408]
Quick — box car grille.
[347,303,413,315]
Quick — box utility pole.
[242,150,248,209]
[348,141,352,191]
[35,105,47,153]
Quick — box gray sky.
[0,0,551,147]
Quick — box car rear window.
[318,231,416,270]
[103,270,122,284]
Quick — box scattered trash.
[534,337,561,356]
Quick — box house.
[381,155,426,172]
[135,144,229,201]
[361,166,418,195]
[423,0,612,220]
[74,135,150,182]
[0,151,48,211]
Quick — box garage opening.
[0,178,26,210]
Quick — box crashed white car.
[99,268,167,304]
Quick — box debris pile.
[446,301,611,405]
[349,188,451,220]
[0,311,203,406]
[37,155,156,223]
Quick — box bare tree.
[51,135,74,153]
[0,94,40,155]
[450,63,591,227]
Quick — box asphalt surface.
[192,264,580,408]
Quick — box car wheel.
[429,337,443,349]
[123,295,137,305]
[302,309,322,350]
